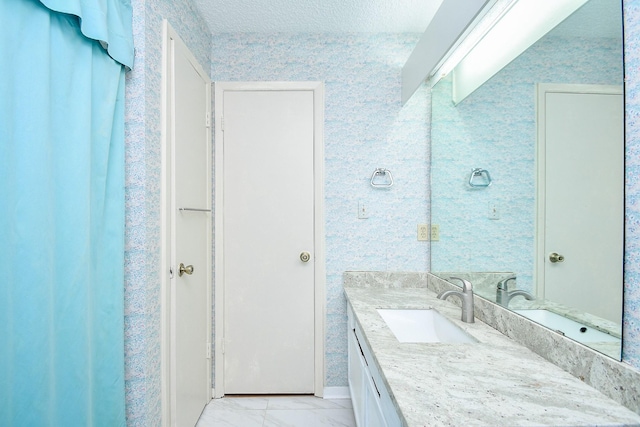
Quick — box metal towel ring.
[370,168,394,188]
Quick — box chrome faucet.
[437,277,475,323]
[496,276,535,307]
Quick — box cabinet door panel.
[348,328,365,426]
[364,373,387,427]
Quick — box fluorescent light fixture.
[429,0,515,85]
[401,0,488,105]
[452,0,588,104]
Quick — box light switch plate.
[488,203,500,220]
[358,201,368,219]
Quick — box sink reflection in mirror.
[433,272,622,359]
[430,0,623,360]
[377,308,477,344]
[515,309,619,348]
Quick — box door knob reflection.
[549,253,565,263]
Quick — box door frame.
[161,20,213,425]
[213,81,325,398]
[534,83,623,299]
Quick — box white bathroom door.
[220,86,317,394]
[163,22,212,426]
[537,84,623,322]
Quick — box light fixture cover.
[401,0,488,105]
[452,0,588,104]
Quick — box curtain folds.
[0,0,131,425]
[39,0,134,69]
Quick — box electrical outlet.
[430,224,440,241]
[417,224,429,241]
[358,201,368,219]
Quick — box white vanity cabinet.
[348,304,402,427]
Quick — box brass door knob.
[300,252,311,263]
[549,253,565,263]
[179,263,194,276]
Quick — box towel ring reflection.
[468,168,492,188]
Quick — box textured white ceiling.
[191,0,444,33]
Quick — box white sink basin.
[515,309,620,343]
[377,309,477,344]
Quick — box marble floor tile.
[206,396,270,410]
[196,396,356,427]
[195,407,266,427]
[263,408,356,427]
[326,399,353,409]
[266,396,352,410]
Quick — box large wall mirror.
[430,0,624,359]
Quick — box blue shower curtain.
[0,0,132,425]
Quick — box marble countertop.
[344,284,640,427]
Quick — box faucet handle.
[497,276,516,290]
[449,277,473,292]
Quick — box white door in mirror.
[540,85,623,324]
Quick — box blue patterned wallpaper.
[121,0,640,424]
[431,35,622,293]
[124,0,210,425]
[210,33,431,387]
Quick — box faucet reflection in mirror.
[496,276,535,307]
[430,0,623,359]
